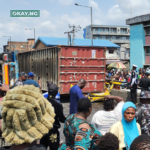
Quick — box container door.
[59,46,106,94]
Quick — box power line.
[69,24,81,45]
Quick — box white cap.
[132,64,138,68]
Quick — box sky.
[0,0,150,52]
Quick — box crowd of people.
[0,68,149,150]
[106,66,150,88]
[106,66,150,83]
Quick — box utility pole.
[64,24,81,46]
[69,24,81,45]
[64,31,70,45]
[75,3,93,46]
[91,7,93,46]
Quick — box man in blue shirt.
[69,79,86,114]
[23,72,41,88]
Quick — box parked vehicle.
[0,52,19,86]
[18,46,106,95]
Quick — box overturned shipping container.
[18,46,106,94]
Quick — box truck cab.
[0,51,19,86]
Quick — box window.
[111,36,116,40]
[29,45,32,48]
[144,22,150,26]
[99,28,103,32]
[109,50,114,54]
[93,36,98,39]
[102,36,106,39]
[106,36,110,40]
[104,28,109,32]
[146,47,150,54]
[110,28,117,33]
[146,28,150,35]
[21,45,25,48]
[119,36,127,40]
[93,28,96,32]
[11,45,16,48]
[120,28,127,34]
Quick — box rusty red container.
[18,46,106,94]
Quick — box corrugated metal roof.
[87,25,130,28]
[33,37,120,48]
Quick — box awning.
[106,60,127,65]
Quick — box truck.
[0,52,19,86]
[18,45,106,95]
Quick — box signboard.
[10,10,40,17]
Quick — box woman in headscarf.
[110,102,141,150]
[60,98,101,150]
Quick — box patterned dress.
[136,104,150,135]
[60,114,101,150]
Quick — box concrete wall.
[106,49,119,59]
[123,61,130,71]
[84,26,91,39]
[120,46,130,60]
[130,24,145,70]
[7,39,35,52]
[35,41,47,50]
[84,25,130,45]
[110,89,140,103]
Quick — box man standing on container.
[130,64,138,104]
[69,78,86,114]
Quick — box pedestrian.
[98,133,119,150]
[139,68,142,74]
[111,69,115,76]
[136,90,150,135]
[40,83,66,150]
[69,78,86,114]
[60,98,101,150]
[108,70,112,79]
[43,81,63,146]
[139,73,150,91]
[130,64,138,104]
[23,72,41,88]
[121,76,127,89]
[0,85,55,150]
[146,67,150,74]
[110,102,141,150]
[13,72,27,86]
[142,68,145,73]
[91,95,124,135]
[130,135,150,150]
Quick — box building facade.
[83,25,130,46]
[3,39,35,52]
[119,44,130,60]
[126,14,150,70]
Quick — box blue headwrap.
[121,102,139,150]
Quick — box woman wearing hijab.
[110,102,141,150]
